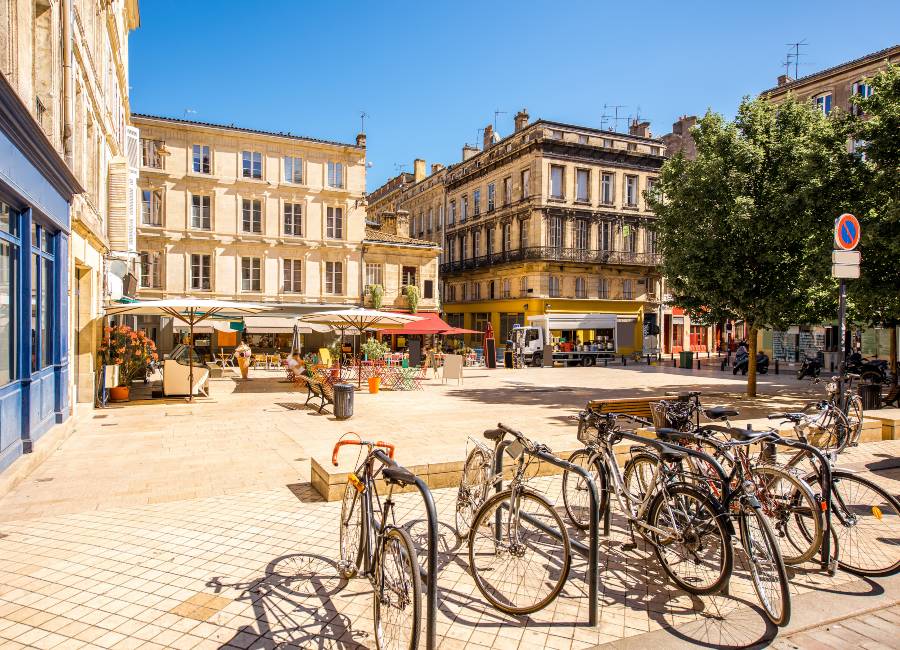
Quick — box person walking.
[235,339,252,379]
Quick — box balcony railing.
[440,247,661,274]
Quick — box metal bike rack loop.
[372,449,439,650]
[493,436,601,626]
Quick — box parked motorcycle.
[797,356,822,380]
[844,352,889,384]
[733,350,769,375]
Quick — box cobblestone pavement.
[0,366,897,648]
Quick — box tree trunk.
[747,326,758,398]
[891,324,898,386]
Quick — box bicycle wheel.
[374,527,421,650]
[846,394,864,448]
[338,481,364,579]
[469,488,571,614]
[561,449,607,530]
[754,465,823,565]
[828,470,900,576]
[623,452,659,503]
[456,447,491,539]
[739,504,791,626]
[646,484,733,595]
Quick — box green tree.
[648,96,862,396]
[849,65,900,382]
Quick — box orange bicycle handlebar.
[332,438,395,466]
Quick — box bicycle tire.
[469,488,571,614]
[754,464,823,565]
[561,449,607,530]
[845,394,864,448]
[826,470,900,576]
[623,452,661,502]
[646,483,733,595]
[338,480,364,579]
[739,504,791,626]
[373,526,421,650]
[456,446,491,540]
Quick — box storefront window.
[31,223,55,372]
[0,202,17,385]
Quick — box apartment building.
[0,0,139,472]
[390,110,666,353]
[131,114,371,350]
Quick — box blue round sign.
[835,213,860,251]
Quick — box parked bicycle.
[458,424,572,614]
[333,434,421,650]
[563,410,734,596]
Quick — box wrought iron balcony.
[440,247,661,274]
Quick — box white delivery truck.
[510,314,620,367]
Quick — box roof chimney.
[482,124,494,150]
[356,133,366,148]
[514,108,529,132]
[777,74,794,87]
[413,158,426,182]
[462,144,479,161]
[431,163,444,175]
[628,119,651,138]
[395,209,411,238]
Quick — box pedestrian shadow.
[207,553,368,649]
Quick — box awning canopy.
[380,311,454,335]
[528,313,618,330]
[243,315,298,334]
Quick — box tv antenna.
[183,108,197,118]
[603,104,627,132]
[493,109,507,132]
[476,127,486,146]
[394,163,408,175]
[781,56,793,78]
[360,111,368,133]
[786,39,807,79]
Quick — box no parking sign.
[834,213,860,251]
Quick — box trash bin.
[679,351,694,369]
[333,383,354,420]
[858,383,882,411]
[504,348,514,368]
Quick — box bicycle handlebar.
[331,438,395,466]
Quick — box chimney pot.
[514,108,529,132]
[395,209,411,238]
[431,163,444,175]
[482,124,494,150]
[777,74,794,87]
[462,144,479,161]
[628,119,652,138]
[356,133,366,148]
[413,158,426,182]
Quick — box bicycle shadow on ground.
[207,553,369,649]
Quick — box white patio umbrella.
[297,308,421,384]
[104,299,277,402]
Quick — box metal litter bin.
[504,348,513,368]
[333,383,354,420]
[858,383,882,411]
[679,351,694,369]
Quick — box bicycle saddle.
[483,428,505,441]
[704,406,739,420]
[657,443,688,461]
[726,427,771,443]
[655,427,693,442]
[382,466,417,486]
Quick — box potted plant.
[99,325,157,401]
[367,284,384,309]
[360,337,389,392]
[404,285,419,313]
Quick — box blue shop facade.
[0,74,81,473]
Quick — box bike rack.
[492,436,602,626]
[371,449,439,650]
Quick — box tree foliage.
[648,96,863,395]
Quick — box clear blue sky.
[130,1,899,191]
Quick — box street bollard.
[673,358,677,368]
[720,359,727,372]
[697,359,701,371]
[775,359,779,374]
[830,361,835,372]
[622,356,627,367]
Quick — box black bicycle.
[333,434,421,650]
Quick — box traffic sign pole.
[833,213,860,375]
[839,279,847,370]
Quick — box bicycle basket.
[576,417,595,445]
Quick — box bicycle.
[563,410,734,596]
[463,424,572,614]
[333,435,422,650]
[768,411,900,577]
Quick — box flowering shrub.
[99,325,158,386]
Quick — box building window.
[438,204,444,227]
[598,278,609,299]
[424,279,434,299]
[519,219,528,250]
[0,204,17,385]
[503,177,512,205]
[326,206,344,239]
[551,129,564,140]
[366,263,383,287]
[474,282,482,300]
[647,229,657,254]
[283,259,302,293]
[502,222,511,252]
[445,236,454,263]
[549,164,564,199]
[139,251,160,289]
[501,278,511,298]
[241,199,262,233]
[325,261,343,294]
[521,169,530,198]
[600,221,613,251]
[814,93,833,115]
[622,279,634,300]
[852,82,873,115]
[627,142,637,152]
[192,144,211,174]
[519,276,528,297]
[141,189,163,226]
[574,219,589,250]
[460,233,467,260]
[549,217,563,249]
[402,266,417,288]
[624,223,637,252]
[461,195,468,221]
[30,224,54,371]
[650,146,661,156]
[577,134,588,145]
[284,156,303,184]
[472,230,480,258]
[327,161,345,188]
[487,183,496,211]
[549,275,560,297]
[625,175,638,206]
[242,151,263,179]
[601,172,614,205]
[576,169,590,202]
[646,177,658,202]
[190,254,211,290]
[141,139,164,168]
[485,227,493,257]
[473,188,481,216]
[575,277,586,298]
[427,208,433,232]
[190,194,211,230]
[283,202,303,236]
[241,257,261,292]
[449,200,456,225]
[461,283,468,301]
[602,138,614,148]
